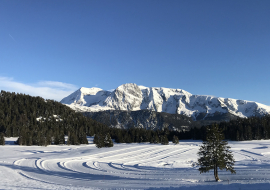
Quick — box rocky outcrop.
[83,110,239,131]
[83,110,195,131]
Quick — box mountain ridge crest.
[61,83,270,120]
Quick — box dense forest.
[0,90,108,146]
[110,114,270,143]
[1,90,270,146]
[190,115,270,141]
[0,90,179,146]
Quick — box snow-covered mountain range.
[61,83,270,120]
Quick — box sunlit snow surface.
[1,138,270,189]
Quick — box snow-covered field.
[1,138,270,189]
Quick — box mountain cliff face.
[83,110,195,131]
[61,83,270,121]
[83,110,239,131]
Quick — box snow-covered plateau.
[2,137,270,189]
[61,83,270,120]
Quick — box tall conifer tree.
[172,135,179,144]
[160,135,169,145]
[104,133,114,147]
[0,132,5,145]
[197,124,235,181]
[95,133,105,148]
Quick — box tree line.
[190,115,270,141]
[108,114,270,144]
[0,90,189,146]
[0,90,108,146]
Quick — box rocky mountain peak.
[61,83,270,120]
[114,83,142,98]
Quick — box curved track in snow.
[11,144,203,188]
[4,141,270,189]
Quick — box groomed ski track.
[2,138,270,189]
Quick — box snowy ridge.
[61,83,270,120]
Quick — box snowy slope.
[61,83,270,120]
[2,137,270,189]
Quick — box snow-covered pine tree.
[172,135,179,144]
[0,132,5,145]
[104,133,114,147]
[197,124,235,181]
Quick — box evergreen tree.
[93,133,98,144]
[197,124,235,181]
[172,135,179,144]
[59,131,65,145]
[150,135,155,144]
[0,90,109,146]
[160,135,169,145]
[78,127,88,144]
[94,133,114,148]
[0,132,5,145]
[95,133,105,148]
[53,131,60,145]
[154,133,160,144]
[124,133,132,143]
[115,131,124,143]
[67,131,71,145]
[104,133,114,147]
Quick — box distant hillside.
[0,90,108,146]
[83,110,240,131]
[84,110,194,131]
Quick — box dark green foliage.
[221,117,267,141]
[94,133,113,148]
[160,135,169,145]
[93,133,98,144]
[172,135,179,144]
[111,127,188,144]
[53,129,65,145]
[153,133,160,144]
[188,115,270,141]
[67,130,79,145]
[0,132,5,145]
[94,133,105,148]
[0,90,107,146]
[104,133,114,147]
[197,124,235,181]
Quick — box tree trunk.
[214,165,216,181]
[215,165,219,181]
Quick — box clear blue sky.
[1,0,270,103]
